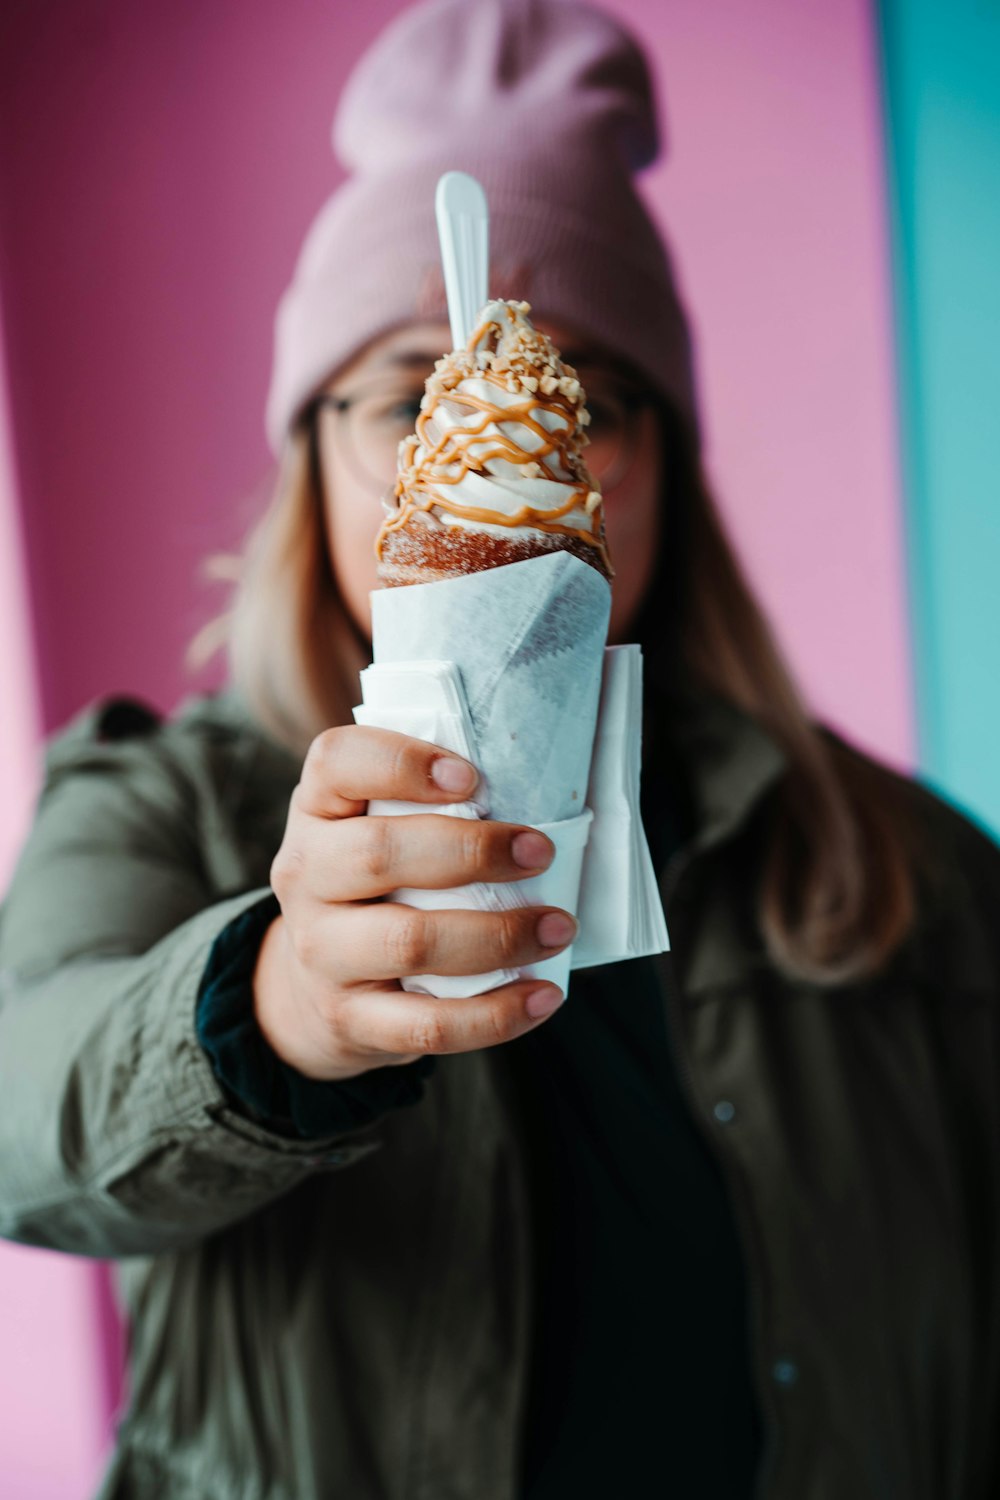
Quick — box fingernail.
[526,985,565,1019]
[430,756,477,794]
[511,830,554,870]
[536,911,578,948]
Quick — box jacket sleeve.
[196,889,437,1138]
[0,705,414,1259]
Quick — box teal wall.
[878,0,1000,837]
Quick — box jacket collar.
[649,678,789,861]
[644,679,791,996]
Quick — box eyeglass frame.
[306,354,660,496]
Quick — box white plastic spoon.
[435,171,489,352]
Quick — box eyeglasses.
[310,362,653,495]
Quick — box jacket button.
[772,1359,799,1386]
[713,1099,736,1124]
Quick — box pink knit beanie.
[265,0,699,454]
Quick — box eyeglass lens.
[323,368,645,494]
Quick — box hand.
[255,725,575,1081]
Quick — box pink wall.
[0,2,912,1492]
[0,280,110,1500]
[0,0,912,756]
[0,294,41,877]
[632,0,912,765]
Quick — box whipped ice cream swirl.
[375,299,613,576]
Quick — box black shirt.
[497,772,762,1494]
[505,953,762,1495]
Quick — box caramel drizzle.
[375,307,612,575]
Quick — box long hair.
[632,402,932,985]
[192,396,930,989]
[190,420,370,749]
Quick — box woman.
[3,2,1000,1497]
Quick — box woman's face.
[312,318,663,644]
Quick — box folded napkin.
[570,644,670,968]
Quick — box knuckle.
[384,734,418,793]
[317,992,349,1041]
[269,844,302,898]
[385,908,434,975]
[484,998,513,1048]
[494,909,527,960]
[357,819,394,886]
[269,850,291,898]
[307,725,347,782]
[406,1011,450,1055]
[288,914,323,972]
[459,820,492,873]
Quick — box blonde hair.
[191,424,369,748]
[640,408,933,988]
[193,403,932,989]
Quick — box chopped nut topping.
[375,298,611,578]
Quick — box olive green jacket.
[1,685,999,1500]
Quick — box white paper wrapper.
[356,659,602,995]
[370,551,610,824]
[358,552,608,996]
[353,551,671,998]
